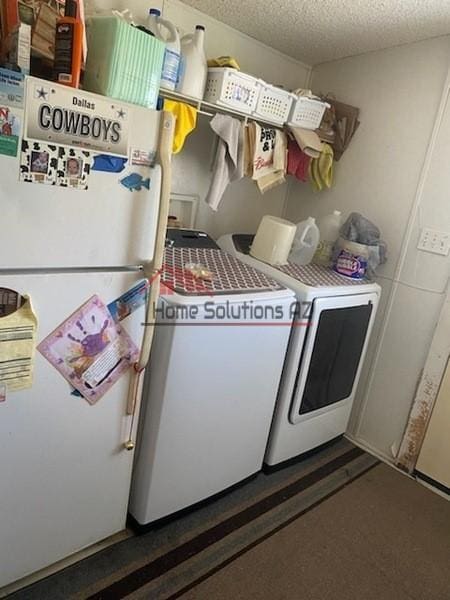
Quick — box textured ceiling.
[180,0,450,65]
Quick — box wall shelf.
[159,88,285,129]
[158,90,332,144]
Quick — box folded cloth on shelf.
[291,88,321,100]
[309,142,334,191]
[205,114,244,211]
[207,56,240,70]
[245,122,287,193]
[164,100,197,154]
[288,125,323,159]
[287,138,311,182]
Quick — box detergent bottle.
[176,25,207,100]
[147,8,180,91]
[288,217,320,266]
[313,210,342,266]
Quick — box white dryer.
[217,234,381,467]
[129,230,295,524]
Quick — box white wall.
[164,0,311,238]
[87,0,450,462]
[284,36,450,459]
[89,0,311,238]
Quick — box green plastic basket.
[84,16,165,108]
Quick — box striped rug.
[9,439,378,600]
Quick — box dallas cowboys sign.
[24,78,129,157]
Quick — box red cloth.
[287,139,311,182]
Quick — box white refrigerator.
[0,77,170,588]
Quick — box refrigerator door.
[0,271,145,588]
[0,81,162,269]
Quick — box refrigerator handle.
[124,111,175,449]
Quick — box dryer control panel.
[166,229,219,249]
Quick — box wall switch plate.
[417,228,450,256]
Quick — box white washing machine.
[218,234,381,467]
[129,230,295,524]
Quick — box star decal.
[117,108,126,119]
[36,86,48,100]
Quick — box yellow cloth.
[207,56,240,70]
[309,143,334,191]
[164,100,197,154]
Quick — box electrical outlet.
[417,228,450,256]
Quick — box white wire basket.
[204,68,261,114]
[253,82,296,125]
[288,97,329,130]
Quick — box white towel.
[205,114,244,211]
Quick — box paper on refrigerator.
[0,69,24,158]
[0,289,37,392]
[38,295,139,404]
[0,105,21,157]
[107,279,149,323]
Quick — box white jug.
[288,217,320,266]
[313,210,342,266]
[147,8,180,91]
[176,25,207,100]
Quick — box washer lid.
[162,247,285,296]
[166,228,219,249]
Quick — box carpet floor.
[179,463,450,600]
[7,440,449,600]
[7,439,377,599]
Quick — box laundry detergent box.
[333,238,368,279]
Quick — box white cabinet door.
[416,360,450,490]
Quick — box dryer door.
[289,292,378,424]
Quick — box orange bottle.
[54,0,83,88]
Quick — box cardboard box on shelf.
[31,2,59,61]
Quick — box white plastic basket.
[288,97,329,130]
[253,82,295,125]
[204,68,260,114]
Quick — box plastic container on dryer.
[313,210,342,266]
[288,217,320,265]
[250,215,297,266]
[147,8,180,91]
[176,25,207,100]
